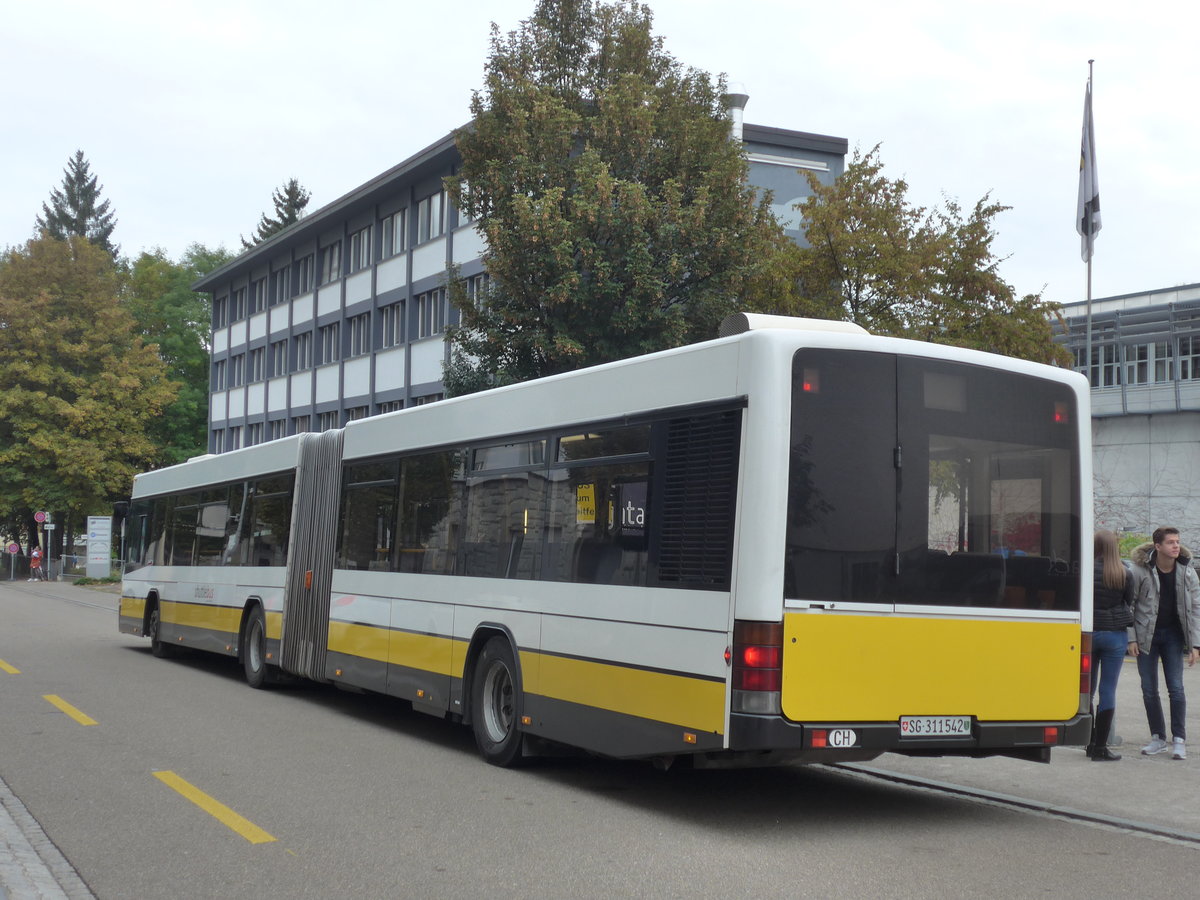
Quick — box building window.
[231,287,246,321]
[456,180,475,226]
[321,242,342,285]
[293,415,311,434]
[348,313,371,357]
[212,359,227,391]
[269,339,287,378]
[248,347,265,382]
[294,331,313,370]
[381,302,404,348]
[1154,341,1175,383]
[377,400,403,414]
[228,426,242,450]
[413,393,444,406]
[465,272,491,310]
[1125,344,1150,386]
[211,429,224,453]
[346,406,368,423]
[247,422,263,446]
[349,226,372,272]
[251,278,267,314]
[272,269,289,305]
[319,323,340,364]
[1076,343,1118,388]
[1180,336,1200,381]
[417,191,445,243]
[230,354,245,387]
[317,411,339,431]
[382,209,407,256]
[213,296,228,329]
[296,255,314,294]
[269,419,286,441]
[416,288,447,338]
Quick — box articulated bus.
[118,314,1092,767]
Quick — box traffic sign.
[6,543,17,555]
[34,511,47,523]
[43,523,57,531]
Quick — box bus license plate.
[899,715,972,738]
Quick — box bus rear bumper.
[728,712,1091,764]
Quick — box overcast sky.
[4,0,1197,305]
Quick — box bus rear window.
[785,349,1080,611]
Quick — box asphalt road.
[2,578,1199,899]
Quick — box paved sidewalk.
[0,774,93,900]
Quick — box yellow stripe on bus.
[782,614,1081,722]
[327,621,457,676]
[162,600,243,635]
[120,596,147,620]
[43,695,98,726]
[525,654,726,735]
[153,771,276,844]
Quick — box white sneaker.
[1142,736,1170,755]
[1173,738,1187,760]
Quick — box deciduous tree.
[241,178,311,249]
[125,244,234,465]
[444,0,793,393]
[0,236,176,549]
[35,150,119,258]
[795,144,1070,365]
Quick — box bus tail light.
[732,621,783,715]
[1079,632,1093,714]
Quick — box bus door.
[781,349,1082,726]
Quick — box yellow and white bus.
[118,314,1092,767]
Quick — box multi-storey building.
[1055,282,1200,536]
[195,120,847,454]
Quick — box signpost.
[6,542,17,581]
[86,516,112,579]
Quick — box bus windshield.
[785,349,1080,611]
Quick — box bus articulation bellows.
[118,314,1092,767]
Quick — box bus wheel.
[148,605,173,659]
[471,637,523,767]
[242,606,271,689]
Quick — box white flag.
[1076,77,1101,262]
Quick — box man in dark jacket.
[1129,527,1200,760]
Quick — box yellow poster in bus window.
[576,484,596,524]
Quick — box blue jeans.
[1137,626,1187,740]
[1092,630,1127,713]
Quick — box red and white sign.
[34,511,47,523]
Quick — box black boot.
[1089,708,1121,761]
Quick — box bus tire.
[148,604,173,659]
[242,606,272,689]
[470,637,524,767]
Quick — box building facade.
[1055,282,1200,537]
[195,122,848,454]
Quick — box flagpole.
[1084,59,1095,386]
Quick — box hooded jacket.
[1128,541,1200,650]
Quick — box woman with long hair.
[1089,530,1135,760]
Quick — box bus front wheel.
[470,637,524,767]
[148,605,173,659]
[242,606,272,689]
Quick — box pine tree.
[241,178,311,249]
[35,150,119,258]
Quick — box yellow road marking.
[153,771,277,844]
[42,695,98,726]
[0,659,19,674]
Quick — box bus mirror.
[112,500,130,522]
